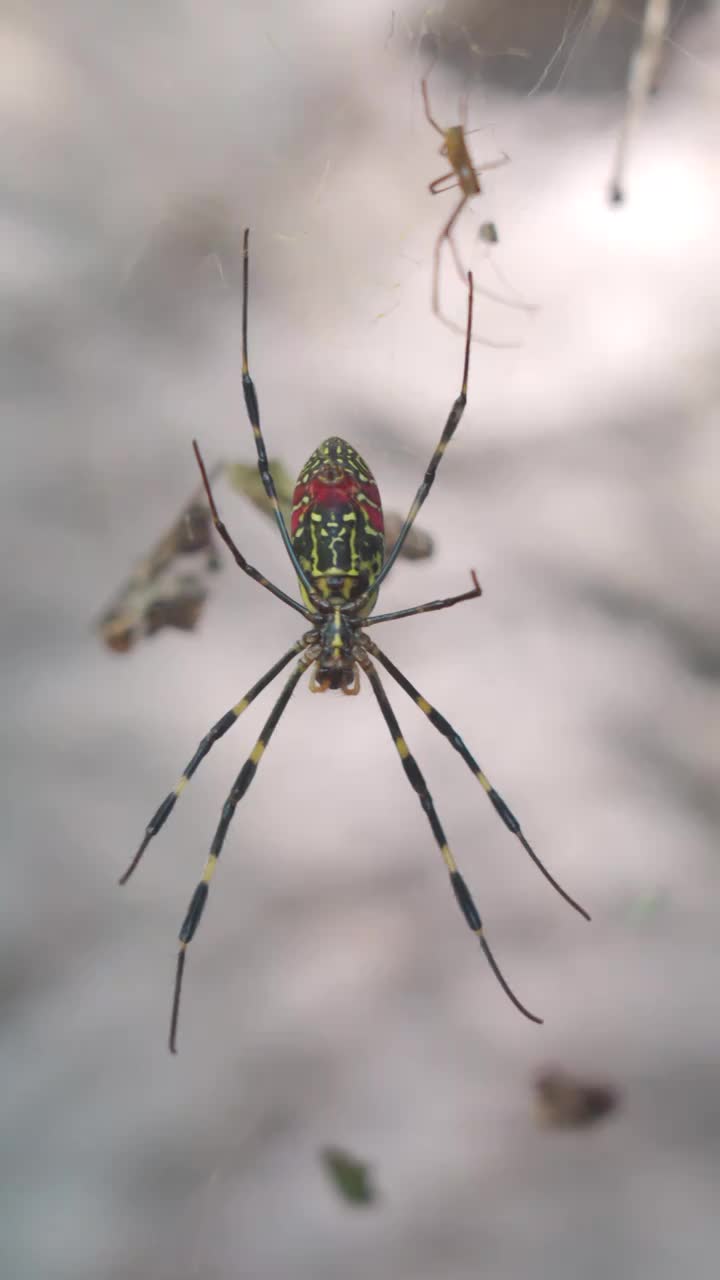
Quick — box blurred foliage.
[321,1147,378,1206]
[226,458,297,521]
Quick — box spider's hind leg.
[367,638,590,922]
[360,654,542,1024]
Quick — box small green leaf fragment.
[321,1146,377,1206]
[225,459,294,522]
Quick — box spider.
[120,229,589,1053]
[422,77,522,330]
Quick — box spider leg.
[367,638,590,921]
[471,154,510,177]
[365,570,481,627]
[445,190,482,290]
[434,228,537,315]
[193,440,313,620]
[367,272,473,597]
[169,652,313,1053]
[433,158,521,327]
[433,192,469,317]
[119,641,307,885]
[459,88,469,132]
[421,79,445,137]
[435,156,509,297]
[429,171,457,195]
[240,229,319,605]
[361,655,542,1024]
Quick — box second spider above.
[120,229,590,1053]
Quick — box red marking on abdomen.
[291,476,384,536]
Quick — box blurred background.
[3,1,719,1277]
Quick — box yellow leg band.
[202,853,218,884]
[441,843,457,874]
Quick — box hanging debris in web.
[98,486,221,653]
[534,1066,620,1130]
[99,457,435,652]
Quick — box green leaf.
[321,1147,377,1206]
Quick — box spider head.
[309,608,360,695]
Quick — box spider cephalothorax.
[304,607,361,695]
[120,229,589,1053]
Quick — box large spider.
[120,230,589,1052]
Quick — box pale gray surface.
[3,3,720,1279]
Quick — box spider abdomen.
[291,437,384,610]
